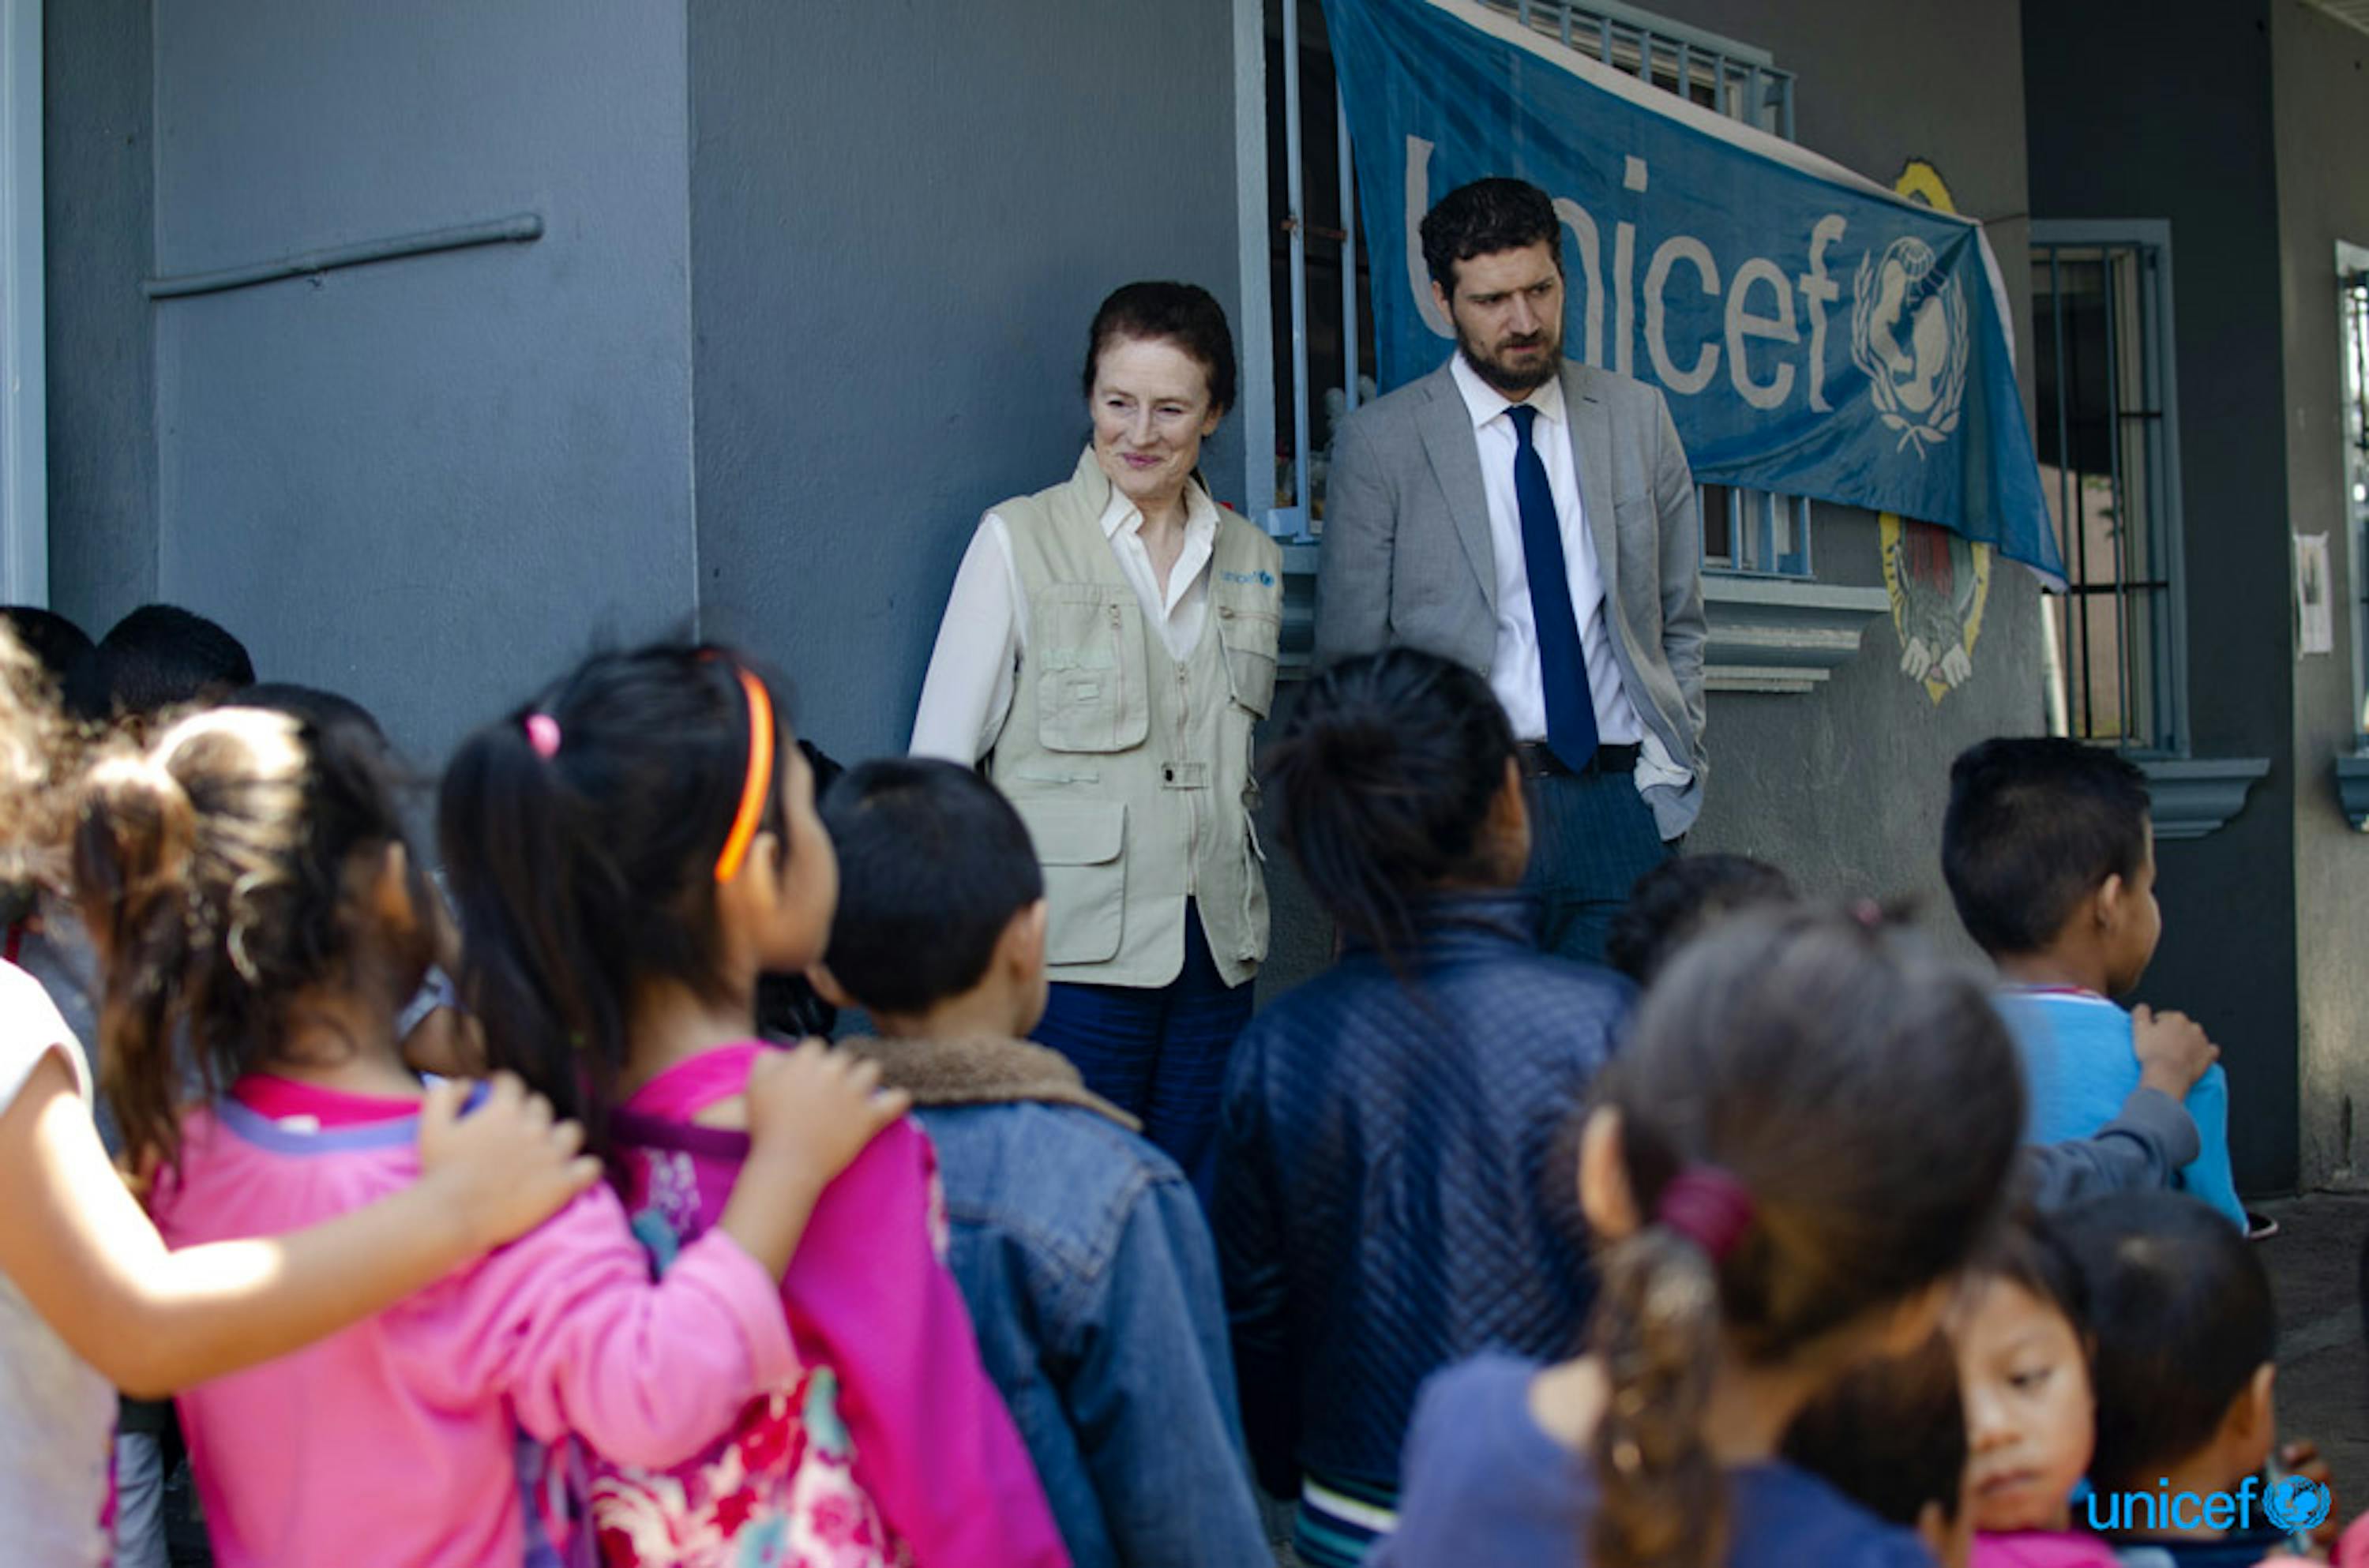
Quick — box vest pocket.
[1012,798,1127,967]
[1033,585,1150,753]
[1215,603,1280,718]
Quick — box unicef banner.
[1322,0,2067,583]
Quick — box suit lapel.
[1415,364,1499,615]
[1563,360,1620,604]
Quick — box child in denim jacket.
[815,758,1267,1568]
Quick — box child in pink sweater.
[438,644,1067,1568]
[78,703,907,1568]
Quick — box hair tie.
[1656,1165,1755,1263]
[524,714,562,760]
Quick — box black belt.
[1515,740,1640,778]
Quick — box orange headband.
[713,666,776,883]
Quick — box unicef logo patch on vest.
[1220,568,1276,587]
[1851,234,1970,458]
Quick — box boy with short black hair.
[2056,1191,2294,1566]
[64,603,255,727]
[813,757,1267,1568]
[1782,1331,1973,1568]
[1942,737,2243,1228]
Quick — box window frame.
[2029,219,2190,757]
[2339,240,2369,745]
[0,0,43,606]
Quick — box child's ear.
[1913,1502,1958,1568]
[806,962,857,1012]
[2231,1361,2277,1444]
[1003,900,1049,980]
[1579,1107,1642,1240]
[1489,755,1532,883]
[1875,1283,1952,1357]
[2093,872,2127,932]
[369,842,430,961]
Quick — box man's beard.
[1458,326,1560,395]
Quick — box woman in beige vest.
[910,282,1282,1181]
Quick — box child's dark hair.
[820,758,1043,1017]
[1262,649,1516,966]
[72,705,424,1166]
[237,682,389,745]
[2054,1191,2273,1494]
[1585,906,2022,1568]
[1942,737,2152,956]
[1781,1332,1966,1532]
[437,643,794,1148]
[1,606,93,688]
[1420,176,1561,294]
[65,604,257,725]
[1965,1208,2090,1344]
[1081,281,1238,417]
[1604,854,1796,984]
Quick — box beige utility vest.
[988,450,1283,989]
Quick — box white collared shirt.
[1451,354,1645,747]
[911,464,1222,763]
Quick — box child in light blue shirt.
[1993,988,2243,1226]
[1943,737,2246,1230]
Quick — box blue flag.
[1322,0,2066,583]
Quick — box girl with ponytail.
[438,643,1068,1568]
[1213,648,1632,1566]
[0,628,592,1568]
[81,698,903,1568]
[1373,906,2025,1568]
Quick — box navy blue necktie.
[1508,403,1599,773]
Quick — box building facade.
[37,0,2365,1194]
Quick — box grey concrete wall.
[686,0,1246,763]
[2025,0,2300,1193]
[2271,0,2369,1188]
[145,0,700,763]
[43,0,156,630]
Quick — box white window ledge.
[1276,554,1895,690]
[1703,576,1893,695]
[2336,752,2369,832]
[2140,757,2270,841]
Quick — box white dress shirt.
[1451,354,1645,747]
[910,464,1222,764]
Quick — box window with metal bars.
[2342,253,2369,738]
[2030,228,2185,752]
[1260,0,1811,576]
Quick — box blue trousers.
[1033,902,1254,1188]
[1522,767,1673,966]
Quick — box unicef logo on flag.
[1850,235,1970,459]
[2264,1473,2332,1534]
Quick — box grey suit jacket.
[1312,356,1709,835]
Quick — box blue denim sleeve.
[1065,1170,1271,1568]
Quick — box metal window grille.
[1260,0,1809,577]
[2031,234,2183,752]
[2343,258,2369,737]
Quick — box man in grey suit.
[1315,177,1706,964]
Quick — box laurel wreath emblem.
[1850,236,1971,459]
